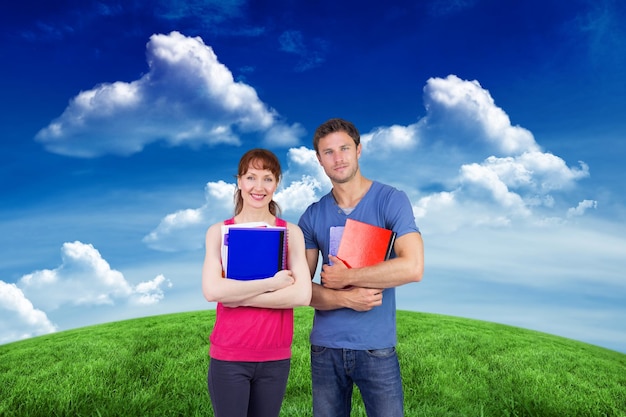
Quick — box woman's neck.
[234,209,276,225]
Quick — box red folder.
[335,219,396,268]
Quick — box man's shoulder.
[370,181,407,198]
[304,191,333,212]
[374,180,403,190]
[299,191,332,224]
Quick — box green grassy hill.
[1,309,625,416]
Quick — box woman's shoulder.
[282,219,304,235]
[207,219,228,234]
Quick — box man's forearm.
[310,281,384,312]
[343,256,421,288]
[310,282,344,310]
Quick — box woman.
[202,148,312,417]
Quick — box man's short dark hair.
[313,118,360,153]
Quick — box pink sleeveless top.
[209,217,294,362]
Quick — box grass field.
[1,309,625,416]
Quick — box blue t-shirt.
[298,181,419,349]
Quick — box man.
[298,118,424,417]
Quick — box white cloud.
[283,146,330,190]
[423,74,539,155]
[567,199,598,218]
[286,146,324,173]
[143,180,235,252]
[361,124,420,156]
[0,281,57,344]
[413,191,462,233]
[445,150,590,228]
[517,153,590,192]
[275,175,323,213]
[130,274,173,305]
[461,162,527,207]
[18,241,171,311]
[35,31,303,157]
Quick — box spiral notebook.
[222,226,287,280]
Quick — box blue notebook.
[225,227,287,280]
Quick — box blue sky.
[1,0,625,353]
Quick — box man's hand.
[318,256,384,312]
[342,287,383,311]
[321,255,351,289]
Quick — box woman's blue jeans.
[310,345,404,417]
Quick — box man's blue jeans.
[311,345,404,417]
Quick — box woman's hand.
[268,269,295,291]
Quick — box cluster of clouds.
[4,31,602,345]
[137,65,593,251]
[35,31,305,157]
[34,32,592,230]
[0,242,171,344]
